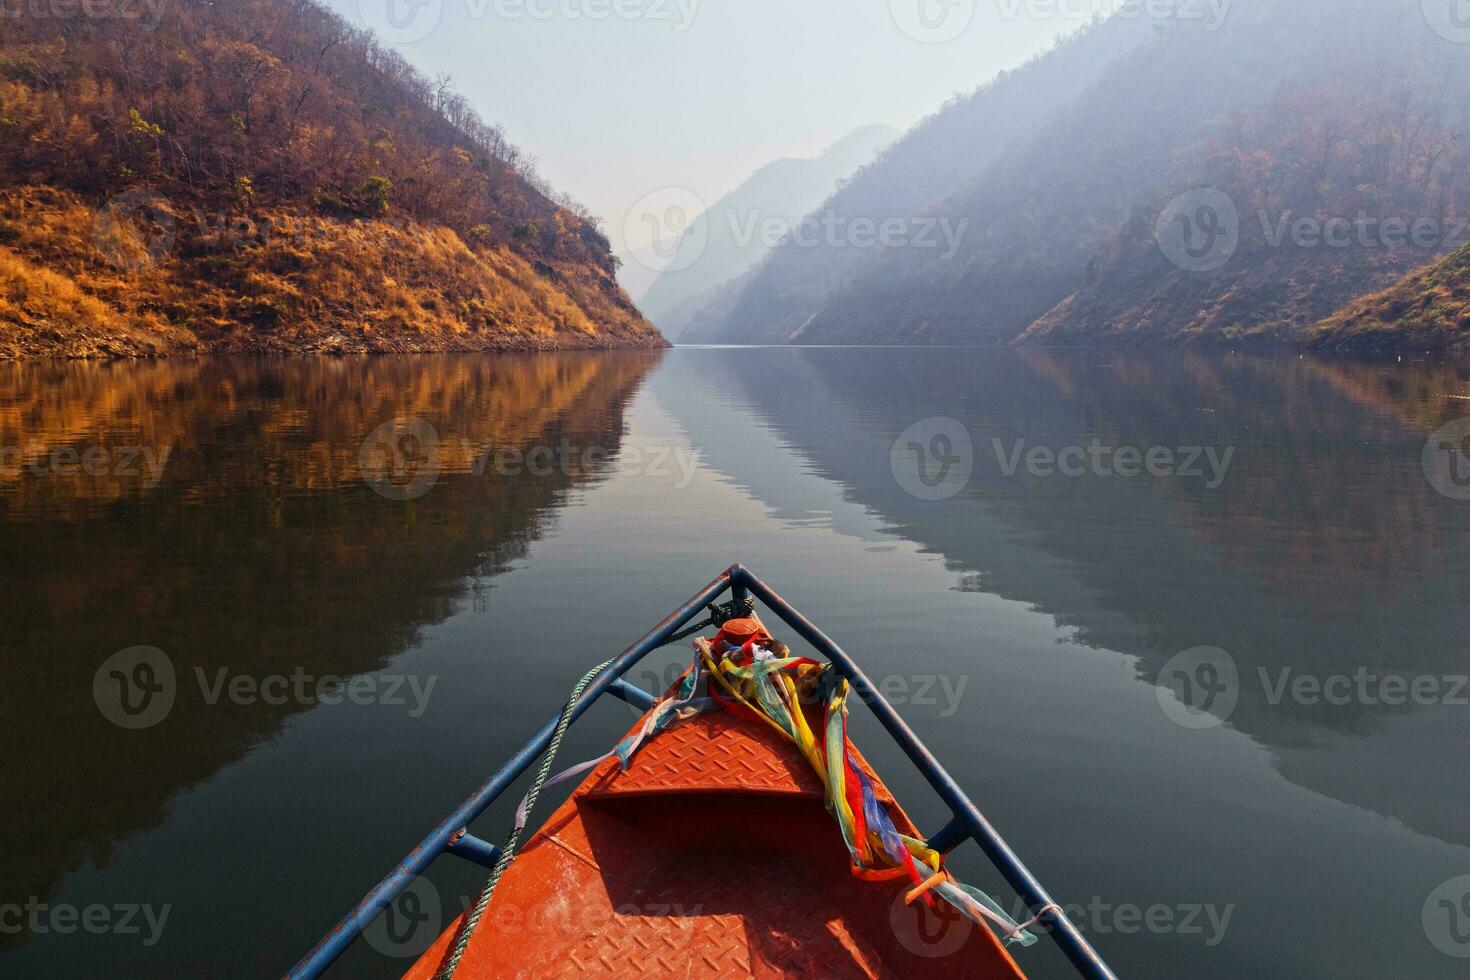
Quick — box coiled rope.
[434,597,750,978]
[435,657,613,979]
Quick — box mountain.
[631,125,897,341]
[1018,5,1470,346]
[763,0,1416,346]
[0,0,664,358]
[693,0,1470,350]
[680,11,1159,344]
[1306,242,1470,351]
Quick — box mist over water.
[3,347,1470,977]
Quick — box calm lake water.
[4,347,1470,979]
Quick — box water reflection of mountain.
[667,347,1470,847]
[0,352,660,938]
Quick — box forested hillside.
[0,0,664,357]
[1306,243,1470,351]
[690,0,1469,350]
[1020,6,1470,345]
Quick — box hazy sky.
[324,1,1080,257]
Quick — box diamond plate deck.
[405,701,1025,979]
[582,703,823,798]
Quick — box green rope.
[435,657,614,979]
[434,597,751,978]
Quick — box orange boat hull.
[406,704,1025,978]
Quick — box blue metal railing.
[286,565,1117,980]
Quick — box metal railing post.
[285,570,734,979]
[289,565,1115,980]
[729,564,1117,980]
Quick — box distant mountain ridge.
[632,125,898,341]
[681,11,1159,344]
[1017,2,1470,347]
[0,0,664,357]
[688,0,1470,351]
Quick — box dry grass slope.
[0,0,664,358]
[0,187,662,358]
[1307,244,1470,351]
